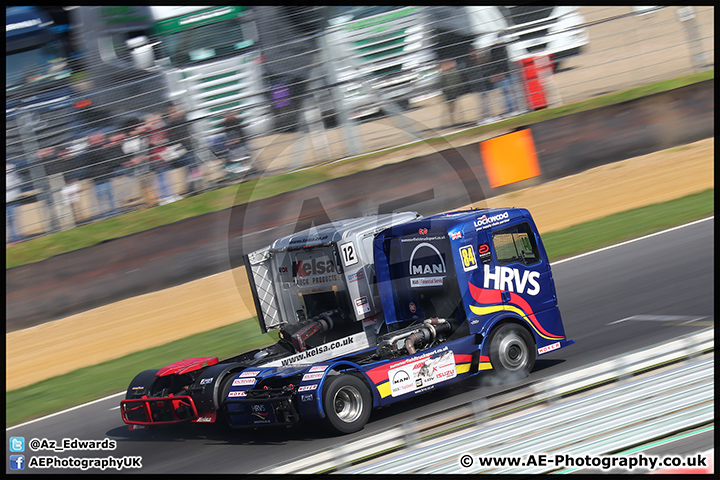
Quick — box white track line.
[551,216,713,266]
[6,215,714,431]
[7,392,125,431]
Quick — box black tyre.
[488,323,535,380]
[322,374,372,435]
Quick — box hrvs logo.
[409,242,446,288]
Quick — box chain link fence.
[6,6,714,244]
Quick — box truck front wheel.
[488,324,536,381]
[322,374,371,435]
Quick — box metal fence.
[259,327,714,474]
[6,6,714,244]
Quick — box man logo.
[409,242,446,287]
[393,370,411,385]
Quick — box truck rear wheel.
[488,324,535,380]
[322,374,371,435]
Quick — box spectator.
[56,146,82,223]
[223,113,251,158]
[82,131,121,220]
[145,114,176,205]
[466,47,495,124]
[165,105,199,196]
[38,145,77,229]
[484,33,521,118]
[6,161,24,244]
[438,59,465,126]
[103,131,128,215]
[124,116,159,208]
[120,118,154,208]
[434,28,473,127]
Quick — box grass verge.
[6,70,714,269]
[6,188,713,427]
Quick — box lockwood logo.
[474,212,509,229]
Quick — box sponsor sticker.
[450,231,462,240]
[388,350,456,397]
[478,243,492,263]
[199,378,213,385]
[261,332,371,368]
[409,242,446,288]
[410,277,444,288]
[240,370,260,377]
[355,296,371,315]
[474,211,510,230]
[308,365,328,372]
[459,245,478,272]
[293,254,338,287]
[409,302,417,313]
[483,264,541,296]
[298,384,318,392]
[538,342,561,354]
[347,270,365,283]
[227,391,246,397]
[302,372,324,381]
[232,378,256,386]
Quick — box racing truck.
[121,208,573,434]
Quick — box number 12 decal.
[340,242,358,267]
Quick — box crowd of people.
[438,33,528,127]
[6,104,205,244]
[6,101,262,245]
[7,35,533,245]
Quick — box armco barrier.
[258,327,713,474]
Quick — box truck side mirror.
[126,36,154,69]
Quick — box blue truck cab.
[374,208,572,377]
[121,209,573,435]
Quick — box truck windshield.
[6,40,70,90]
[158,18,252,68]
[499,6,555,25]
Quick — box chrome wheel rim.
[498,333,528,371]
[333,385,363,423]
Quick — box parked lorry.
[256,6,440,132]
[6,6,78,164]
[323,6,440,119]
[428,6,588,69]
[69,6,271,143]
[470,6,589,69]
[121,208,573,434]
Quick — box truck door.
[488,220,556,315]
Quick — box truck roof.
[380,208,531,237]
[268,212,421,252]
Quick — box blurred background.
[5,6,714,243]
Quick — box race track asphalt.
[6,217,713,474]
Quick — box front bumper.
[121,395,198,426]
